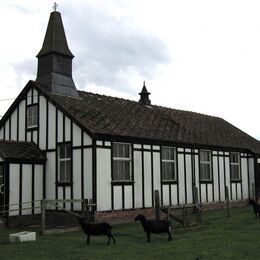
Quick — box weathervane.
[53,2,58,11]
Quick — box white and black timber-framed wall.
[95,139,256,212]
[0,84,94,214]
[0,83,257,215]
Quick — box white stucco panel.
[39,96,47,150]
[153,152,161,193]
[48,102,56,149]
[134,151,142,208]
[144,151,152,207]
[185,154,193,204]
[34,164,43,214]
[65,187,71,210]
[73,123,81,147]
[73,149,82,211]
[96,148,111,211]
[10,110,17,140]
[113,186,122,210]
[9,164,20,216]
[178,154,185,204]
[83,132,92,146]
[18,100,26,141]
[241,158,249,199]
[171,184,178,205]
[57,110,63,143]
[218,156,225,201]
[162,185,169,206]
[83,148,92,200]
[22,164,32,215]
[46,152,56,209]
[213,156,219,201]
[65,116,71,142]
[124,185,132,209]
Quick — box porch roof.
[0,140,46,164]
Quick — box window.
[162,146,176,181]
[112,143,131,181]
[27,105,38,128]
[230,153,240,180]
[58,143,71,183]
[200,150,212,181]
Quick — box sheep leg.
[110,233,116,244]
[107,235,111,245]
[146,232,151,243]
[87,235,90,245]
[167,232,172,241]
[111,234,116,244]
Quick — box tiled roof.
[0,140,46,163]
[34,82,260,155]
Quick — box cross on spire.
[53,2,58,11]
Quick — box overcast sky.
[0,0,260,140]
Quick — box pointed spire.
[37,11,74,58]
[139,81,151,105]
[36,10,78,97]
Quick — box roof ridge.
[77,89,221,119]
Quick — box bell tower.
[36,9,78,97]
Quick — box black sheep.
[249,199,260,220]
[78,217,116,245]
[135,214,172,242]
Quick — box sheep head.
[135,214,145,221]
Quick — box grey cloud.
[62,3,170,94]
[11,59,36,87]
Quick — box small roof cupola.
[36,9,79,97]
[139,81,151,105]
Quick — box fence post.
[182,205,187,227]
[194,187,201,223]
[252,183,255,200]
[225,186,230,218]
[167,206,171,221]
[89,199,95,223]
[154,190,160,220]
[82,199,87,217]
[41,199,46,235]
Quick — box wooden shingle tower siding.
[0,9,259,222]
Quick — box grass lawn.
[0,206,259,259]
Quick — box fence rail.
[0,200,42,214]
[0,198,96,235]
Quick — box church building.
[0,10,260,222]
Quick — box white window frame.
[27,105,38,129]
[112,142,132,181]
[230,152,240,181]
[58,143,72,183]
[199,150,212,181]
[161,146,177,181]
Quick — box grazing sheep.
[78,217,116,245]
[249,199,260,220]
[135,214,172,242]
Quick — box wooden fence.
[0,199,96,235]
